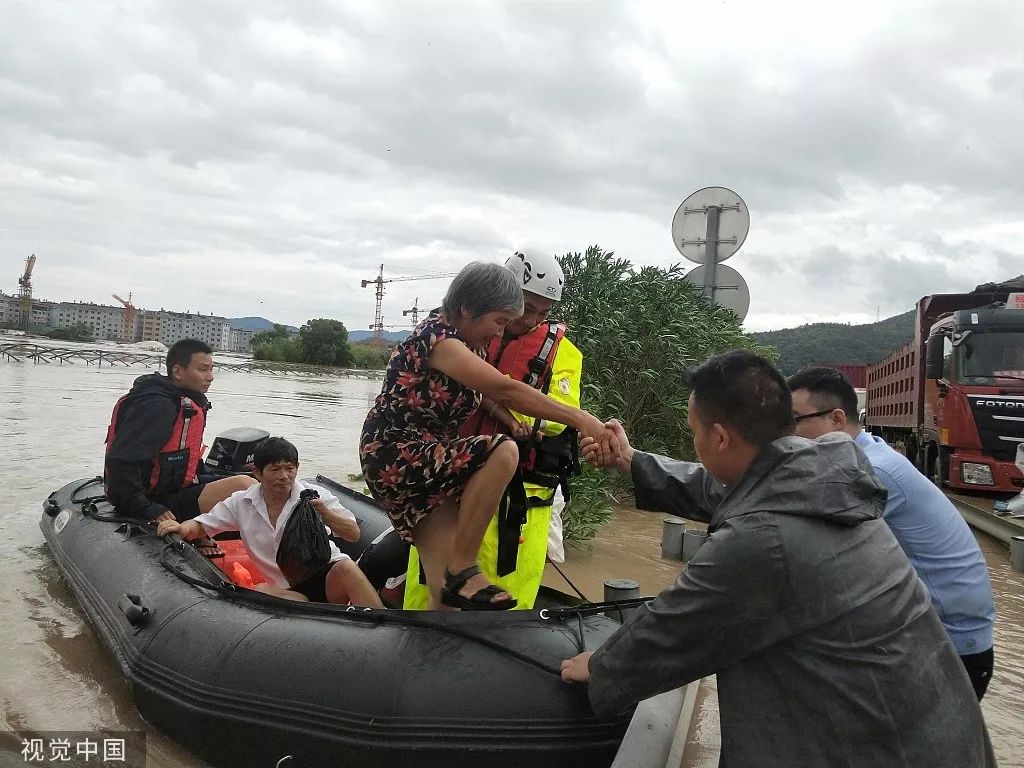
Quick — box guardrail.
[947,492,1024,546]
[0,343,382,378]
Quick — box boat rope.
[545,556,590,602]
[67,480,652,677]
[81,499,159,527]
[70,476,107,505]
[156,538,654,676]
[540,598,652,620]
[159,539,237,591]
[68,477,153,526]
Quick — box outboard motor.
[205,428,270,475]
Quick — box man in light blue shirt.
[788,367,996,699]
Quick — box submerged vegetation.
[41,322,96,343]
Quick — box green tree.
[252,324,302,362]
[554,245,775,541]
[298,318,353,367]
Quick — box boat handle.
[117,593,152,629]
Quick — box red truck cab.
[866,281,1024,492]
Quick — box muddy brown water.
[1,358,1021,766]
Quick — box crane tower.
[361,265,456,345]
[112,292,137,342]
[17,254,37,330]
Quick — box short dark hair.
[253,437,299,471]
[686,350,795,448]
[166,339,212,375]
[786,366,859,421]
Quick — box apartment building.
[1,292,251,352]
[50,301,135,341]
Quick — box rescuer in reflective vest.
[104,338,255,555]
[403,249,582,609]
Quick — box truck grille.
[967,395,1024,461]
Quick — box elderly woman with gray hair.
[360,261,612,611]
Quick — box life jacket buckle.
[527,357,547,375]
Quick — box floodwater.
[0,359,378,767]
[1,357,1022,766]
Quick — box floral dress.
[359,315,511,542]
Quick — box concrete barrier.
[604,579,641,623]
[1011,536,1024,573]
[611,682,701,768]
[661,518,685,560]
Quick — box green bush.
[554,246,775,541]
[561,463,615,543]
[349,342,391,370]
[252,337,302,362]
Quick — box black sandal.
[440,565,517,611]
[193,537,225,559]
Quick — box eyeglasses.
[793,408,835,423]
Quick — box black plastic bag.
[276,489,332,587]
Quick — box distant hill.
[228,317,298,333]
[752,310,916,375]
[349,329,410,343]
[229,318,409,343]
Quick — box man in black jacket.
[104,339,254,555]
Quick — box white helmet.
[506,248,564,301]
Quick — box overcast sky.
[2,1,1023,333]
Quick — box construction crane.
[402,297,422,327]
[112,292,136,342]
[17,254,36,330]
[361,265,456,345]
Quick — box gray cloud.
[2,1,1024,331]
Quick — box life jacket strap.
[496,471,529,576]
[179,398,197,451]
[524,322,563,389]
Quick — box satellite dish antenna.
[683,264,750,322]
[671,186,749,264]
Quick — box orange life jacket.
[105,392,206,497]
[462,320,566,438]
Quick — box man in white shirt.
[158,437,382,607]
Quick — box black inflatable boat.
[39,472,634,768]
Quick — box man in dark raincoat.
[562,351,994,768]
